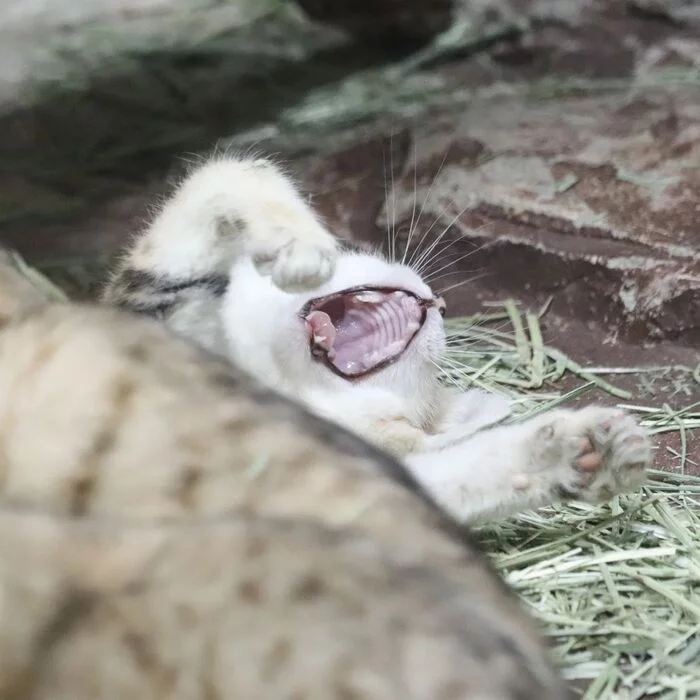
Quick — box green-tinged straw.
[442,303,699,697]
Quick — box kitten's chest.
[301,384,436,457]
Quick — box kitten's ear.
[0,249,57,325]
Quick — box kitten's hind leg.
[103,156,338,352]
[407,406,652,523]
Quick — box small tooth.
[391,290,405,298]
[406,321,420,332]
[313,334,328,344]
[356,291,385,303]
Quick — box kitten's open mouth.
[300,286,444,379]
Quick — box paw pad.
[575,438,602,473]
[549,408,653,504]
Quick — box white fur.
[221,252,445,441]
[134,156,336,290]
[121,155,653,523]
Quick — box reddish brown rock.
[315,86,700,345]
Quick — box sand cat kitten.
[104,155,652,523]
[0,250,567,699]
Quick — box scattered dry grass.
[444,306,700,699]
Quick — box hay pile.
[444,306,700,698]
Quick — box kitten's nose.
[435,296,446,316]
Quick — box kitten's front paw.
[535,407,652,503]
[251,235,337,293]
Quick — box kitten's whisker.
[423,245,487,282]
[412,234,466,278]
[435,273,488,297]
[404,156,449,269]
[417,224,488,278]
[411,204,474,275]
[443,320,514,348]
[427,262,487,284]
[440,355,481,379]
[401,145,420,266]
[412,228,456,278]
[443,313,513,339]
[430,356,481,389]
[429,358,462,388]
[405,150,450,269]
[420,244,486,282]
[422,247,486,282]
[382,147,393,261]
[444,341,478,348]
[446,317,512,334]
[389,131,397,263]
[409,203,460,275]
[430,258,492,287]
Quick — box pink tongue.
[305,311,336,355]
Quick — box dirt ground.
[0,0,697,471]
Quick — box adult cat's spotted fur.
[104,155,653,523]
[0,250,568,699]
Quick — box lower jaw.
[313,342,416,380]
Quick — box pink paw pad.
[575,437,603,472]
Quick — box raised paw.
[173,156,338,293]
[255,237,337,293]
[248,215,338,293]
[534,407,652,503]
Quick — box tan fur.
[0,254,568,699]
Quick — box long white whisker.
[423,245,487,282]
[411,203,474,275]
[444,317,512,336]
[389,131,398,263]
[429,358,462,388]
[405,149,450,268]
[436,273,489,296]
[425,254,487,283]
[401,144,419,266]
[418,238,487,280]
[410,194,485,275]
[409,203,459,274]
[412,228,465,277]
[443,319,520,348]
[382,146,394,261]
[430,271,475,286]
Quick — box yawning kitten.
[104,154,652,523]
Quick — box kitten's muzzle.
[300,286,445,380]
